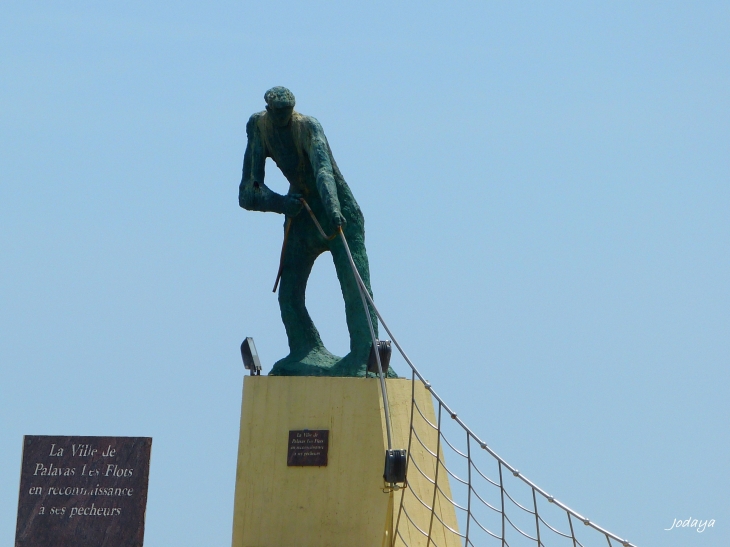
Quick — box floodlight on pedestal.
[240,337,262,376]
[367,339,392,375]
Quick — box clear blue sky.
[1,2,727,546]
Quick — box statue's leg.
[278,228,324,356]
[329,226,379,374]
[270,218,340,375]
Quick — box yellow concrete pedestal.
[231,376,459,547]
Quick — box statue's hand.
[283,194,303,217]
[331,210,347,228]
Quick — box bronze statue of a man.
[239,87,391,377]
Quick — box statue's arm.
[239,115,296,215]
[307,119,345,226]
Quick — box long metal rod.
[298,199,393,451]
[337,227,393,451]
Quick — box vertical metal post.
[426,403,443,547]
[499,461,506,547]
[568,513,578,547]
[393,368,418,546]
[532,488,541,547]
[465,434,473,547]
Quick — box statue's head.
[264,86,295,127]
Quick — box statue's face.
[266,105,293,127]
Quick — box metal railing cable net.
[347,252,634,547]
[301,202,636,547]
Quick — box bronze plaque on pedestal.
[287,430,328,466]
[15,435,152,547]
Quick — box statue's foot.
[328,350,400,378]
[269,346,341,376]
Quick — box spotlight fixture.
[240,337,262,376]
[383,449,407,485]
[367,340,392,375]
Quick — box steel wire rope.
[502,488,536,515]
[397,527,420,547]
[406,455,437,485]
[412,400,439,430]
[410,426,439,459]
[338,228,392,449]
[468,513,502,541]
[409,487,436,512]
[470,485,502,514]
[434,482,469,512]
[396,528,411,547]
[439,460,470,486]
[536,513,572,539]
[430,504,467,539]
[502,513,538,541]
[439,431,469,458]
[401,506,431,537]
[298,199,393,450]
[402,505,446,547]
[471,461,501,489]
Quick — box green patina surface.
[239,86,396,378]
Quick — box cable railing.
[300,200,636,547]
[345,240,636,547]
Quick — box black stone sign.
[287,430,329,466]
[15,435,152,547]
